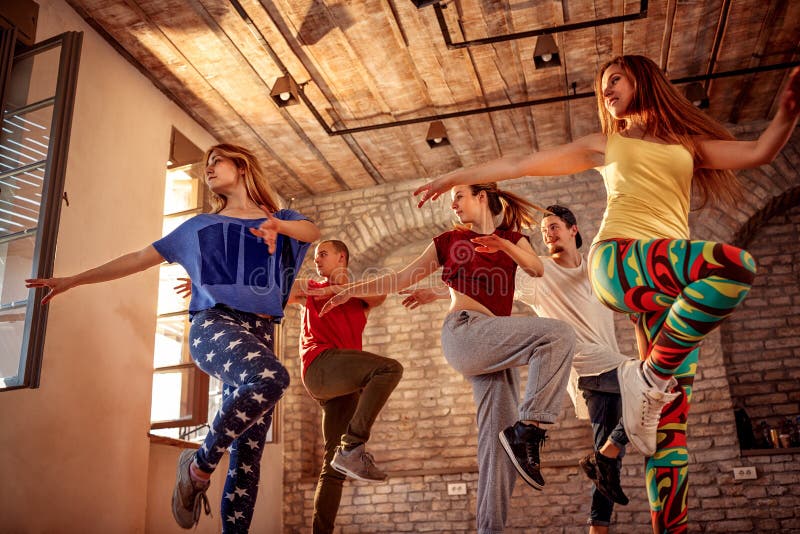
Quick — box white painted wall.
[0,0,283,532]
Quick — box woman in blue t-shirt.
[318,183,574,534]
[26,143,319,532]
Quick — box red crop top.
[433,228,526,317]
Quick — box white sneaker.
[618,360,679,456]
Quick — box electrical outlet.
[447,482,467,496]
[733,466,757,480]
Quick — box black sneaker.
[499,422,546,490]
[579,451,629,505]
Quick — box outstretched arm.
[25,245,165,305]
[698,67,800,169]
[414,133,606,206]
[320,243,440,316]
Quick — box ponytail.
[469,183,547,232]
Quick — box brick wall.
[724,201,800,422]
[280,123,800,533]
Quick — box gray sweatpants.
[441,310,575,534]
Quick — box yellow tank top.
[593,133,694,244]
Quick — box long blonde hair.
[594,55,742,208]
[203,143,280,214]
[468,183,546,232]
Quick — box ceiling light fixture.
[426,121,449,148]
[684,82,709,109]
[270,75,300,107]
[533,34,561,69]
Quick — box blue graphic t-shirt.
[153,210,311,320]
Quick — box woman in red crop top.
[412,57,800,533]
[320,182,575,534]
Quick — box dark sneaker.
[331,444,388,482]
[580,451,629,505]
[172,449,212,529]
[499,422,547,490]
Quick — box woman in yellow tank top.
[414,56,800,534]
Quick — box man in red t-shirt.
[287,240,403,534]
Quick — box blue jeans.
[579,369,629,527]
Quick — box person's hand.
[25,276,74,305]
[318,291,352,316]
[173,277,192,298]
[399,288,441,309]
[471,235,508,253]
[303,284,341,302]
[779,67,800,118]
[413,175,453,207]
[249,206,284,254]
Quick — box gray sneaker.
[331,444,387,482]
[618,360,679,456]
[171,449,212,529]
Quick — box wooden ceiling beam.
[135,0,345,194]
[68,0,313,198]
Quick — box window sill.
[148,432,200,449]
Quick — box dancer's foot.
[171,449,211,529]
[579,451,629,505]
[617,360,679,456]
[331,444,387,482]
[499,422,547,490]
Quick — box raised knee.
[740,249,757,283]
[388,359,404,377]
[254,363,290,392]
[553,320,576,348]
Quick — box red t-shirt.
[299,279,368,375]
[433,227,526,317]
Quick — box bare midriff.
[448,287,495,317]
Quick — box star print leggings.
[189,305,290,533]
[589,238,756,533]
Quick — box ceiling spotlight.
[533,34,561,69]
[426,121,449,148]
[270,75,300,107]
[684,82,709,109]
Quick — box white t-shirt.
[515,255,634,418]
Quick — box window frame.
[1,29,82,391]
[149,154,210,431]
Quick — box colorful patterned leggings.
[189,305,290,533]
[589,238,756,533]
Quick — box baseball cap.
[544,205,583,249]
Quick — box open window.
[1,29,82,391]
[149,129,218,441]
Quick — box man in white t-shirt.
[515,205,633,533]
[401,205,633,534]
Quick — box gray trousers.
[441,311,575,534]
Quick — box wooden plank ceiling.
[67,0,800,199]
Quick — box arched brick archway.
[341,195,452,276]
[720,185,800,443]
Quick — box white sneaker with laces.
[618,360,679,456]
